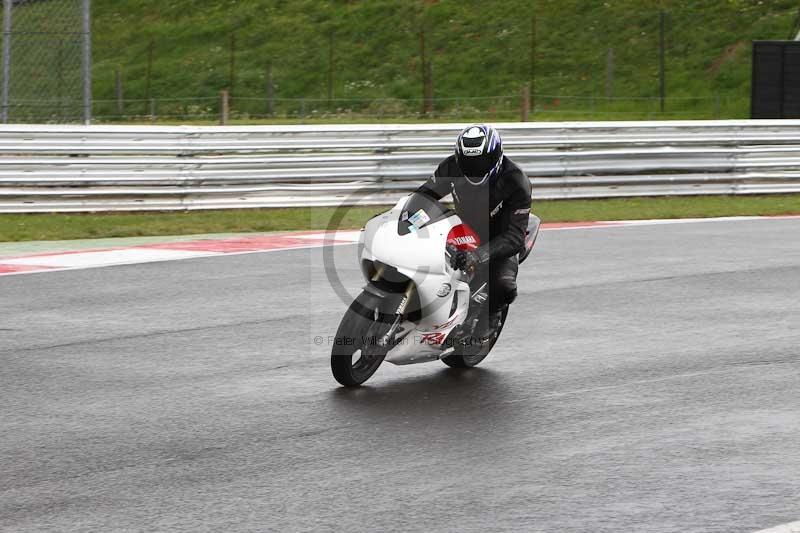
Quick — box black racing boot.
[475,307,504,341]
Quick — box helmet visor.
[458,155,496,180]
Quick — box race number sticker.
[420,332,446,345]
[408,209,431,230]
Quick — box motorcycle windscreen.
[397,192,455,236]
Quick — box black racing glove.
[449,246,490,272]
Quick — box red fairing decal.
[420,332,446,345]
[447,224,481,251]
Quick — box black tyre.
[441,306,509,368]
[331,291,391,387]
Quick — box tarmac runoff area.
[1,216,799,531]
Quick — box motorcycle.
[330,191,540,387]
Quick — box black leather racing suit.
[415,154,532,312]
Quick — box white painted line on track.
[753,521,800,533]
[0,241,354,277]
[613,215,800,225]
[540,214,800,231]
[2,248,219,268]
[293,230,362,242]
[1,214,798,277]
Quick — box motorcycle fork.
[378,280,414,347]
[371,263,386,282]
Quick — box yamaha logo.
[452,236,476,245]
[436,283,452,297]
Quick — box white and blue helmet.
[455,124,503,186]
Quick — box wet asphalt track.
[1,218,800,532]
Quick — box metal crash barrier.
[1,120,800,212]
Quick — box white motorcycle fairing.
[332,189,539,387]
[359,197,471,365]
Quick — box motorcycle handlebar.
[445,244,477,278]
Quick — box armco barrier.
[1,120,799,212]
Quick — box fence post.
[265,62,273,116]
[419,29,427,115]
[220,89,229,125]
[605,48,614,99]
[82,0,91,124]
[327,30,334,109]
[529,15,536,114]
[145,37,154,102]
[2,0,12,123]
[115,66,123,114]
[424,61,433,115]
[57,46,65,120]
[521,84,530,122]
[659,11,666,113]
[229,32,236,98]
[149,98,157,123]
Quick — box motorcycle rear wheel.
[441,306,509,368]
[331,291,391,387]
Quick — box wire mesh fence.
[90,93,728,124]
[87,1,795,124]
[2,1,800,123]
[0,0,90,124]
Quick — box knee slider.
[505,287,518,305]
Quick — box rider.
[415,124,532,340]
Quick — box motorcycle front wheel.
[441,306,509,368]
[330,291,392,387]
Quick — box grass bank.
[1,195,799,243]
[87,1,792,122]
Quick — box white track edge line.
[2,215,799,277]
[753,520,800,533]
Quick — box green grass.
[83,0,798,122]
[2,195,799,243]
[8,0,798,122]
[103,107,736,126]
[5,0,797,122]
